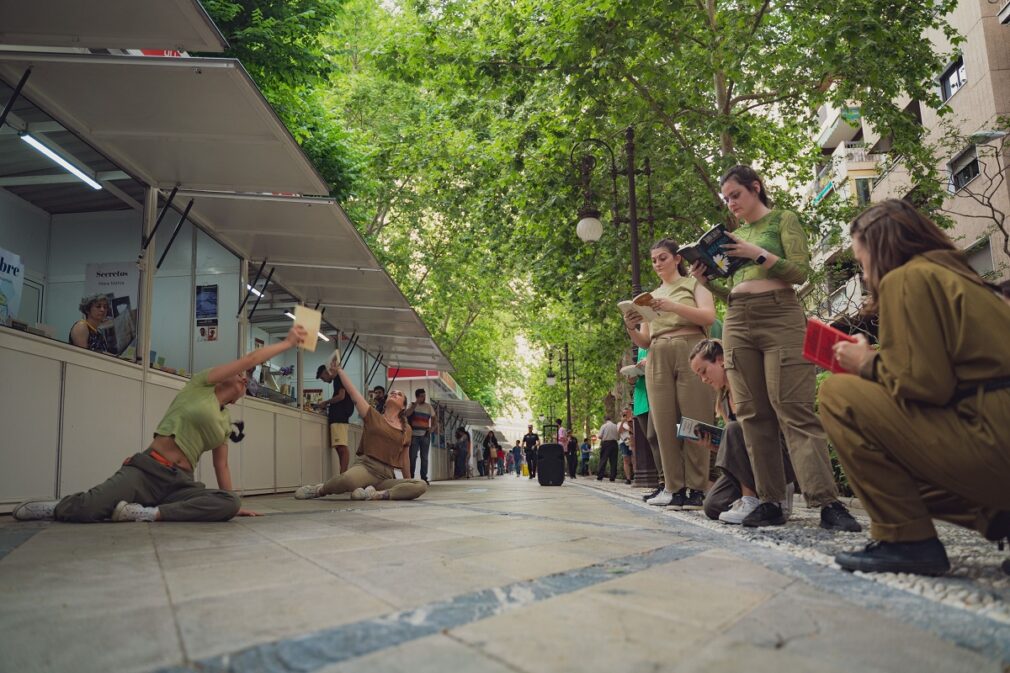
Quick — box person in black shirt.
[317,365,354,474]
[566,432,578,479]
[522,425,540,479]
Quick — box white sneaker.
[718,496,760,524]
[294,483,323,500]
[111,501,158,522]
[647,490,674,506]
[780,483,795,519]
[350,485,378,501]
[12,499,58,521]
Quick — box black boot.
[835,538,950,576]
[984,511,1010,575]
[820,501,862,532]
[742,501,786,527]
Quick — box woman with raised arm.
[294,363,428,502]
[689,165,859,532]
[14,325,308,523]
[624,238,716,509]
[822,200,1010,575]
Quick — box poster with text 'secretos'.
[84,262,140,356]
[0,247,24,324]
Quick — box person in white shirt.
[596,415,620,481]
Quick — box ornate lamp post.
[546,343,575,432]
[571,126,659,488]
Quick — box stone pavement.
[0,476,1007,673]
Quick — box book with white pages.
[620,363,645,378]
[617,292,660,322]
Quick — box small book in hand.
[676,417,724,446]
[803,318,856,373]
[677,224,749,279]
[617,292,660,322]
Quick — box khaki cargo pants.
[723,290,838,506]
[645,332,715,493]
[321,454,427,500]
[820,375,1010,542]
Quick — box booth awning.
[0,0,228,53]
[434,399,494,428]
[0,52,327,195]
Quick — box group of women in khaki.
[627,164,1010,577]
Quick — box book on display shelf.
[676,417,724,446]
[617,292,660,322]
[677,224,748,280]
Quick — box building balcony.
[816,274,865,324]
[809,142,885,204]
[816,104,862,148]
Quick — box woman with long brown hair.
[823,199,1010,575]
[625,238,716,508]
[689,165,860,531]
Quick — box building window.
[854,178,872,206]
[965,238,994,278]
[949,146,980,192]
[940,56,967,102]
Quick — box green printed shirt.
[709,210,811,298]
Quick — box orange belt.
[125,449,176,468]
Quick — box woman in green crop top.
[686,165,860,533]
[13,325,308,524]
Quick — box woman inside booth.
[294,359,428,501]
[13,325,308,523]
[69,293,112,353]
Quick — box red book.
[803,318,856,373]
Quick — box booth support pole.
[296,347,304,412]
[138,187,158,374]
[238,260,249,355]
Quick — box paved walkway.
[1,477,1007,673]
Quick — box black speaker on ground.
[537,443,565,486]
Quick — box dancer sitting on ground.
[689,165,859,531]
[14,326,308,523]
[689,339,797,524]
[625,238,716,509]
[295,363,427,502]
[821,200,1010,576]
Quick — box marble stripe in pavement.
[574,483,1010,666]
[154,541,707,673]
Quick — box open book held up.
[617,292,660,322]
[677,417,724,446]
[678,224,749,280]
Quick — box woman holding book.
[623,238,716,509]
[821,200,1010,575]
[294,363,428,502]
[688,165,859,531]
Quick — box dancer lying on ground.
[688,338,797,524]
[14,325,308,523]
[294,362,427,502]
[821,199,1010,576]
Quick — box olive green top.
[858,251,1010,405]
[154,369,231,469]
[709,210,811,299]
[650,276,700,335]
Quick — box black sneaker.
[625,478,632,485]
[835,538,950,575]
[668,488,688,510]
[820,502,862,532]
[742,501,786,527]
[597,476,603,481]
[681,489,704,510]
[642,487,662,502]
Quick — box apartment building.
[803,0,1010,327]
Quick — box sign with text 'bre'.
[84,262,140,356]
[0,247,24,324]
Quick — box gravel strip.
[576,479,1010,624]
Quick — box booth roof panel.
[0,0,227,53]
[0,53,328,195]
[433,398,494,427]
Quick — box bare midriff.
[730,278,794,295]
[150,435,194,471]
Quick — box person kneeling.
[689,339,797,524]
[13,326,308,523]
[822,201,1010,576]
[294,364,427,502]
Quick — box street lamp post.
[545,344,575,436]
[571,126,660,489]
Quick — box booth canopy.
[0,52,328,195]
[434,398,494,428]
[0,0,227,53]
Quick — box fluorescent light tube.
[318,333,330,342]
[20,134,102,190]
[284,311,296,320]
[246,284,263,297]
